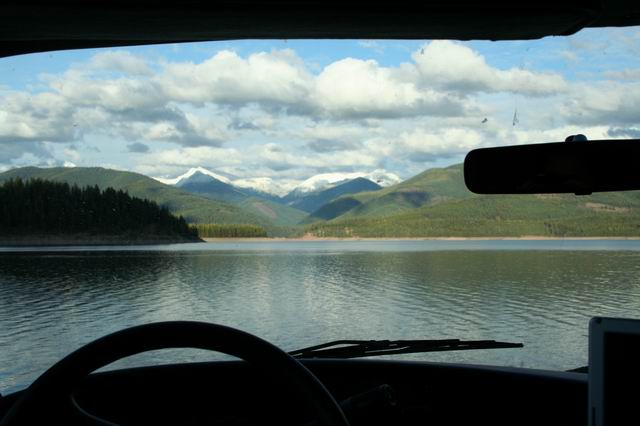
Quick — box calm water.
[2,240,640,394]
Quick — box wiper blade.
[289,339,523,359]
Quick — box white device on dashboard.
[589,316,640,426]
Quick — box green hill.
[162,171,307,226]
[7,165,640,238]
[0,167,265,226]
[301,197,363,223]
[238,197,307,226]
[286,177,382,214]
[305,164,640,237]
[310,164,471,221]
[0,178,199,242]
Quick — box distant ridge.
[305,164,640,238]
[5,164,640,238]
[154,166,399,225]
[287,169,401,195]
[292,177,382,215]
[155,167,232,186]
[305,164,470,221]
[159,169,307,226]
[0,167,264,226]
[155,166,288,196]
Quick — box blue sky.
[0,27,639,194]
[3,28,636,87]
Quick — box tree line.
[192,223,267,238]
[0,178,197,238]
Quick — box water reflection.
[2,243,640,393]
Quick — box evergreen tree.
[0,178,198,239]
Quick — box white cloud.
[1,38,639,185]
[603,69,640,81]
[559,50,579,63]
[63,147,81,162]
[0,141,51,163]
[0,92,74,143]
[411,41,567,96]
[291,123,375,153]
[252,142,381,172]
[0,91,76,162]
[567,37,609,52]
[559,82,640,126]
[88,51,153,76]
[157,49,313,107]
[136,146,245,177]
[312,57,469,118]
[49,70,163,112]
[395,127,487,162]
[228,110,278,132]
[509,125,614,145]
[357,40,385,55]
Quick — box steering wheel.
[0,321,350,426]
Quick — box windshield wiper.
[289,339,523,359]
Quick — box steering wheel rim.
[0,321,350,426]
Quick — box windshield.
[1,28,640,394]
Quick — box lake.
[2,239,640,394]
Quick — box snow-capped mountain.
[287,177,382,213]
[291,169,402,195]
[366,170,403,188]
[154,167,403,199]
[232,177,291,197]
[155,168,287,196]
[154,167,232,186]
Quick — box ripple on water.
[2,247,640,393]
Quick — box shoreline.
[0,234,202,247]
[4,235,639,247]
[203,236,640,242]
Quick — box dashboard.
[1,359,587,425]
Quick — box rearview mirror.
[464,139,640,195]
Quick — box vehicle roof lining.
[2,0,640,57]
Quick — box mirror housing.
[464,139,640,195]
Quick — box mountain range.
[150,167,401,226]
[0,166,402,230]
[154,167,401,197]
[306,164,640,237]
[0,166,265,225]
[2,164,640,238]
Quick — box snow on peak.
[154,167,231,186]
[365,169,402,187]
[293,169,402,194]
[231,177,288,196]
[153,167,402,196]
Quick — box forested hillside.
[0,167,266,225]
[306,164,470,221]
[0,179,199,241]
[192,224,267,238]
[3,164,640,239]
[307,187,640,238]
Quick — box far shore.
[3,235,639,247]
[202,236,640,242]
[0,234,202,247]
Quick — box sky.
[0,27,639,194]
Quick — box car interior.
[1,1,640,425]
